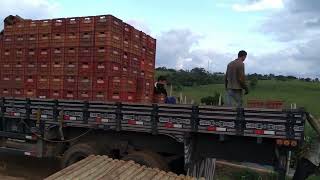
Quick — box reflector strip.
[264,130,275,135]
[216,127,227,132]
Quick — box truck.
[0,97,306,179]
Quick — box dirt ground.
[0,153,60,180]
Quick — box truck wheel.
[61,143,99,168]
[122,151,168,171]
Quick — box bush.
[249,78,258,89]
[201,92,223,105]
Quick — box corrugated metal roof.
[45,155,203,180]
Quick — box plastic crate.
[26,48,37,60]
[24,75,37,88]
[38,19,52,33]
[106,47,122,63]
[131,28,140,42]
[14,48,26,59]
[147,36,156,50]
[66,17,80,31]
[94,31,123,48]
[52,18,66,33]
[63,76,78,90]
[79,31,94,47]
[12,75,24,89]
[0,74,12,88]
[51,61,64,76]
[130,41,142,56]
[78,75,92,90]
[65,32,79,47]
[63,90,78,99]
[37,61,50,75]
[94,15,123,32]
[108,76,121,92]
[0,62,12,75]
[2,48,14,61]
[25,20,38,34]
[37,75,50,89]
[38,48,51,59]
[65,47,79,57]
[108,62,122,76]
[1,88,12,97]
[79,47,93,57]
[64,61,78,75]
[50,76,63,90]
[78,59,93,75]
[12,61,24,75]
[93,74,108,90]
[92,90,107,101]
[107,90,121,102]
[93,61,108,74]
[25,61,37,75]
[37,89,50,99]
[38,33,51,47]
[124,23,133,36]
[51,47,64,61]
[12,88,24,98]
[122,92,137,102]
[121,77,137,93]
[14,20,28,35]
[51,33,65,47]
[78,90,92,101]
[141,31,148,46]
[50,89,63,99]
[3,35,14,46]
[14,35,26,47]
[123,36,131,52]
[79,16,95,32]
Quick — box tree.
[249,78,258,89]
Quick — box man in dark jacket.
[225,50,249,107]
[154,76,168,97]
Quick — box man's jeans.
[225,89,243,107]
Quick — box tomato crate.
[24,75,37,88]
[37,89,50,99]
[130,41,142,56]
[122,92,137,102]
[132,28,140,42]
[93,74,108,90]
[94,31,123,47]
[25,20,38,34]
[51,47,64,59]
[65,47,79,57]
[108,76,121,92]
[38,33,51,47]
[137,78,153,95]
[12,88,24,98]
[129,67,139,78]
[66,17,80,31]
[4,23,14,36]
[51,33,65,47]
[123,36,131,52]
[52,18,66,33]
[0,63,12,75]
[12,75,24,88]
[79,47,93,57]
[79,31,94,47]
[93,90,107,101]
[94,15,123,32]
[38,48,51,59]
[141,32,148,46]
[2,48,14,61]
[50,89,63,99]
[93,62,108,74]
[63,76,78,90]
[14,21,28,35]
[26,48,38,60]
[78,59,93,74]
[0,74,13,88]
[107,90,121,102]
[24,88,37,98]
[51,61,64,76]
[105,47,122,63]
[123,52,130,67]
[50,76,63,90]
[65,32,79,47]
[37,75,50,89]
[63,90,78,99]
[25,61,37,75]
[0,88,12,97]
[145,70,154,80]
[14,35,26,47]
[12,61,24,74]
[78,90,92,101]
[122,77,137,92]
[78,75,92,90]
[37,61,50,75]
[38,19,52,33]
[147,35,156,50]
[14,48,26,59]
[64,61,78,75]
[94,46,108,57]
[108,62,122,76]
[3,35,14,46]
[124,23,133,36]
[79,16,95,32]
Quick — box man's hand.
[244,87,249,95]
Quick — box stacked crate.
[0,15,156,103]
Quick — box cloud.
[232,0,284,12]
[126,19,151,34]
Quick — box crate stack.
[0,15,156,103]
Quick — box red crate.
[64,61,78,75]
[50,76,63,90]
[109,76,121,92]
[26,48,37,60]
[51,33,65,47]
[12,75,24,88]
[93,61,108,74]
[265,100,284,109]
[14,35,26,47]
[78,75,92,90]
[52,18,66,32]
[108,62,122,75]
[50,89,63,99]
[38,48,51,59]
[147,35,156,50]
[79,31,94,47]
[65,32,79,47]
[0,62,12,75]
[129,67,139,77]
[2,48,13,61]
[122,77,137,92]
[94,15,123,32]
[0,74,12,88]
[37,75,50,89]
[4,23,14,35]
[25,61,37,75]
[79,16,95,32]
[12,88,24,98]
[38,19,52,33]
[107,47,122,63]
[24,75,37,88]
[38,33,51,47]
[122,92,137,102]
[131,41,141,55]
[94,46,107,57]
[14,48,25,59]
[78,90,92,101]
[124,23,133,36]
[1,88,12,97]
[94,31,123,48]
[38,61,50,75]
[37,89,50,99]
[63,90,77,99]
[137,78,153,95]
[51,47,64,62]
[78,59,93,74]
[145,70,154,80]
[25,20,38,34]
[93,74,108,90]
[24,88,37,98]
[79,47,93,57]
[108,91,121,102]
[141,31,148,46]
[132,28,140,42]
[12,61,24,75]
[63,76,77,90]
[123,52,130,67]
[3,35,14,46]
[66,17,80,31]
[14,21,27,35]
[92,90,107,101]
[65,47,79,57]
[123,36,131,52]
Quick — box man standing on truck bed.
[225,50,249,107]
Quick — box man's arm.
[238,63,248,93]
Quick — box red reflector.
[10,112,14,116]
[255,130,264,135]
[165,122,174,128]
[96,117,102,123]
[63,115,70,120]
[128,119,136,125]
[207,126,216,131]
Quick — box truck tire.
[61,143,99,168]
[122,150,169,171]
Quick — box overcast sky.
[1,0,319,78]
